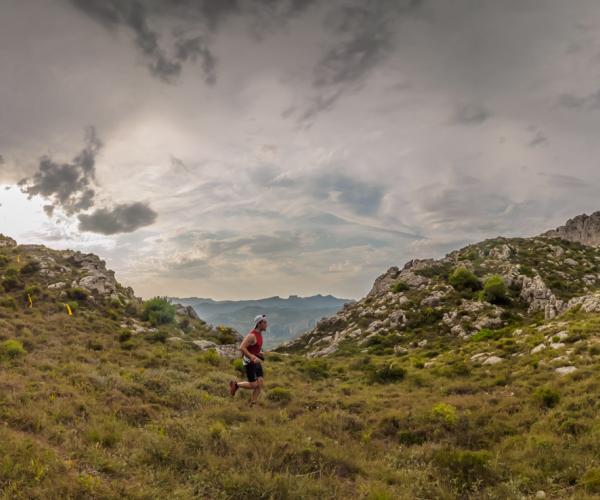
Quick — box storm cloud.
[18,127,101,216]
[5,0,600,300]
[78,202,157,235]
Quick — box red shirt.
[247,328,263,357]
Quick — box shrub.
[67,287,89,301]
[449,267,481,292]
[369,362,406,384]
[267,387,292,404]
[147,329,168,343]
[201,349,221,366]
[391,281,409,293]
[432,449,493,492]
[0,339,27,359]
[0,255,9,268]
[216,325,239,344]
[482,275,507,304]
[209,421,227,439]
[118,329,132,342]
[534,387,560,409]
[0,297,17,309]
[581,468,600,494]
[2,267,20,291]
[232,358,244,374]
[431,403,458,426]
[300,359,330,380]
[142,297,176,326]
[24,284,41,297]
[20,260,41,275]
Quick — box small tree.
[483,275,507,304]
[448,267,481,292]
[142,297,176,326]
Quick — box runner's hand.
[252,356,261,364]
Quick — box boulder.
[555,366,577,376]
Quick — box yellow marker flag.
[27,294,33,308]
[16,255,20,264]
[64,303,73,316]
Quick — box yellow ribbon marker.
[64,303,73,316]
[27,294,33,308]
[16,255,20,264]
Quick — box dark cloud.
[529,131,548,147]
[19,127,101,215]
[69,0,315,84]
[309,173,384,216]
[298,0,423,123]
[78,202,157,234]
[557,90,600,110]
[452,103,490,125]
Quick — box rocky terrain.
[542,211,600,246]
[0,233,242,356]
[278,233,600,375]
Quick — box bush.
[534,387,560,409]
[448,267,481,292]
[431,403,458,426]
[369,362,406,384]
[201,349,221,366]
[0,339,27,359]
[581,468,600,494]
[300,359,330,380]
[118,329,132,342]
[216,325,239,344]
[432,449,493,492]
[232,358,244,374]
[67,287,89,301]
[267,387,292,404]
[142,297,176,326]
[20,260,41,275]
[391,281,409,293]
[482,275,507,304]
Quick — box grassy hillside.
[0,234,599,498]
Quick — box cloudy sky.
[2,0,600,300]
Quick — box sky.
[2,0,600,300]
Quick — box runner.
[229,314,267,406]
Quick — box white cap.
[254,314,267,326]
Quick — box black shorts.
[244,362,264,382]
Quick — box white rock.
[417,339,428,347]
[549,342,565,350]
[531,343,546,354]
[483,356,504,365]
[48,282,66,290]
[555,366,577,376]
[535,491,546,499]
[192,340,218,350]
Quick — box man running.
[229,314,267,406]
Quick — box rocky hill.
[0,233,241,355]
[278,232,600,371]
[542,211,600,246]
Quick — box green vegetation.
[482,275,508,304]
[391,280,409,293]
[142,297,176,326]
[449,266,482,292]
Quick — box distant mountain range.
[169,294,352,348]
